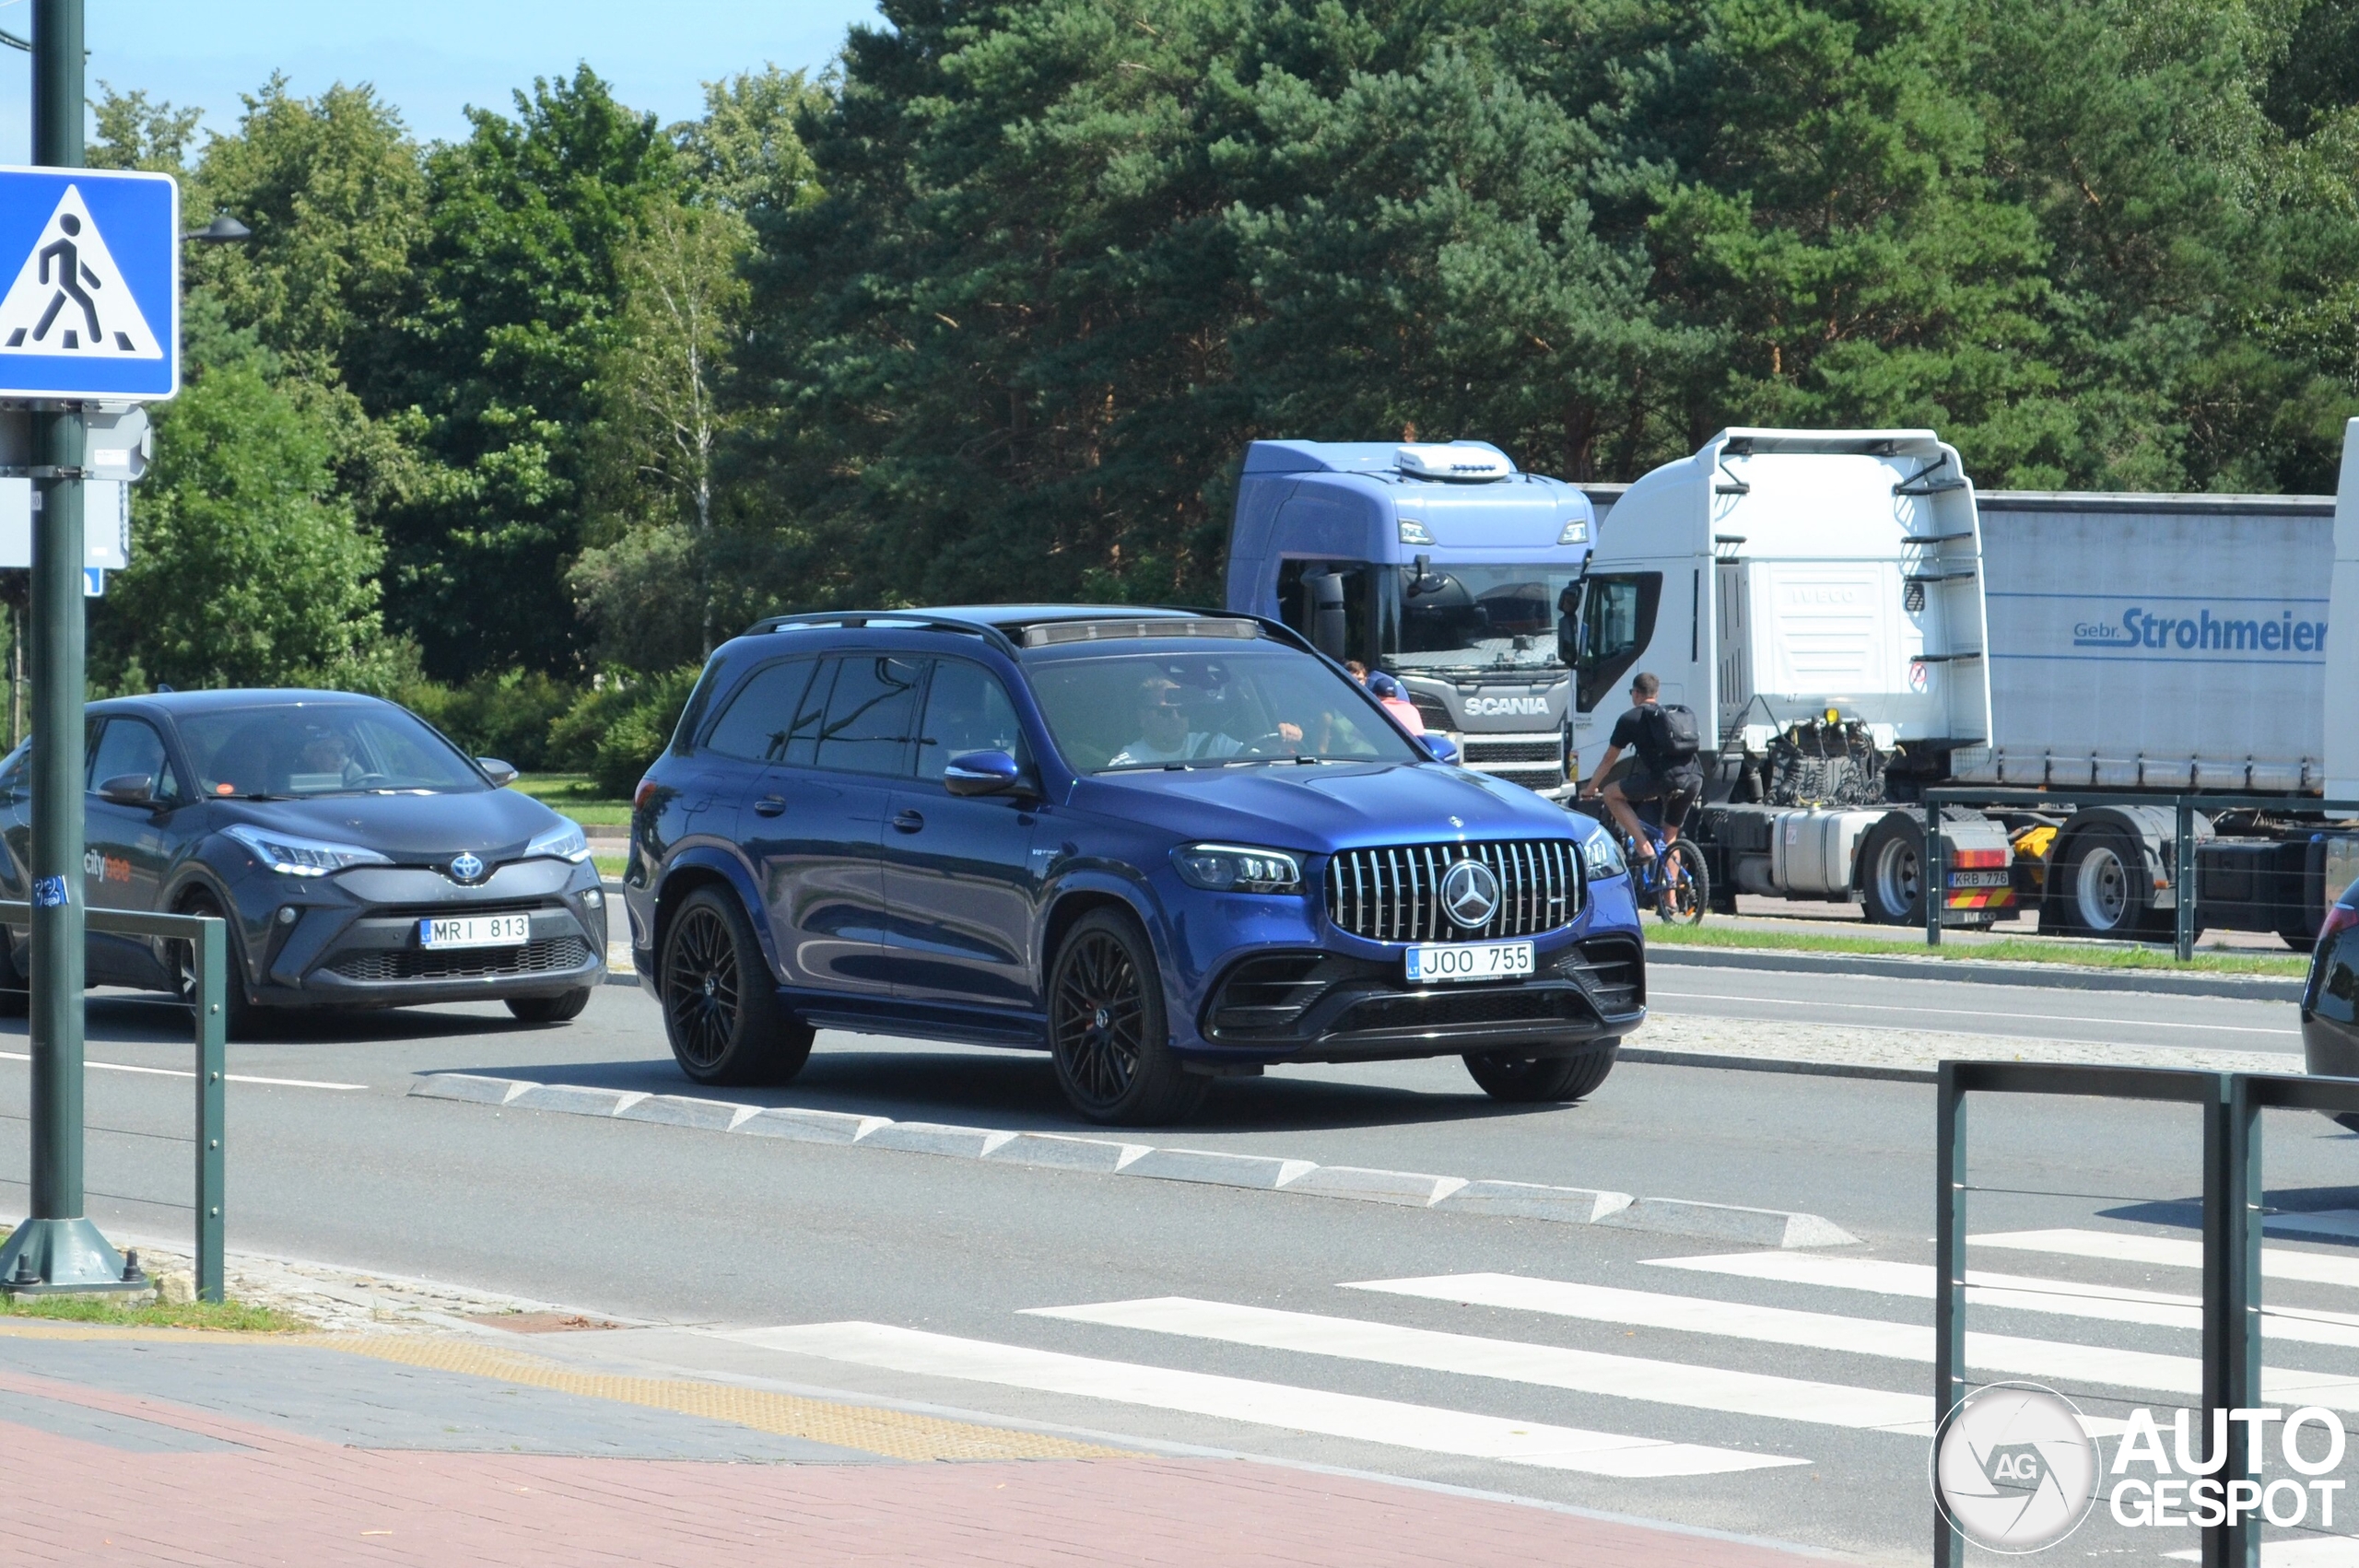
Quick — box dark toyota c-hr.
[2304,885,2359,1121]
[0,690,606,1029]
[626,606,1645,1124]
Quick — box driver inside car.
[1109,674,1308,766]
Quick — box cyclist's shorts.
[1620,760,1703,828]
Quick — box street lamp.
[183,212,250,245]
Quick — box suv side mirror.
[944,750,1021,797]
[1421,734,1461,765]
[98,772,155,806]
[477,757,520,787]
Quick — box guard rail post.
[1931,1060,1967,1568]
[2201,1073,2259,1568]
[1924,796,1942,948]
[2177,800,2200,963]
[0,900,226,1300]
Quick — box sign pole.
[0,0,133,1295]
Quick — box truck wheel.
[2063,827,2161,938]
[1860,817,1924,925]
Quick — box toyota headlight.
[1172,844,1304,894]
[525,821,593,863]
[1579,825,1626,880]
[225,824,393,878]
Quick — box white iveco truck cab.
[1574,425,2353,942]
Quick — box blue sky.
[0,1,889,163]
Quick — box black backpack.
[1640,702,1702,768]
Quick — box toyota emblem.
[1440,859,1501,929]
[448,851,487,883]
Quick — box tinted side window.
[704,660,819,763]
[88,719,178,802]
[817,655,922,777]
[916,660,1027,782]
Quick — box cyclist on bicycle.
[1580,672,1704,872]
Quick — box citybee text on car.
[625,606,1644,1124]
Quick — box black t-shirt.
[1612,701,1697,776]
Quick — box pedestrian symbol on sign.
[0,184,161,359]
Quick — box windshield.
[1380,564,1579,676]
[174,703,487,798]
[1027,649,1421,772]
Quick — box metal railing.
[1935,1060,2359,1568]
[0,900,225,1301]
[1921,789,2359,960]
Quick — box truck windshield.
[1027,649,1421,772]
[1379,564,1578,676]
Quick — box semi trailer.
[1567,424,2357,944]
[1225,439,1594,796]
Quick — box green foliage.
[398,668,576,770]
[547,666,704,797]
[93,329,389,693]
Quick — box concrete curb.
[408,1073,1858,1249]
[1649,942,2305,1001]
[1619,1047,1937,1084]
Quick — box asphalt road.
[0,966,2347,1564]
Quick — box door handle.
[892,808,925,834]
[753,795,787,817]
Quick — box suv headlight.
[525,822,593,863]
[224,824,393,878]
[1579,825,1625,880]
[1172,843,1303,894]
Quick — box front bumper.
[225,857,607,1008]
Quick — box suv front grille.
[1325,839,1580,942]
[328,936,593,984]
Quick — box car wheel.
[660,887,812,1086]
[1464,1042,1616,1103]
[171,890,259,1039]
[507,988,593,1024]
[1048,907,1207,1126]
[1860,816,1924,925]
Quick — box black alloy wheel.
[1463,1041,1618,1103]
[171,889,258,1039]
[660,886,811,1086]
[1048,907,1205,1126]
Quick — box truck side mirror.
[1557,581,1582,667]
[1308,570,1349,662]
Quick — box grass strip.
[511,771,632,825]
[1644,921,2307,977]
[1,1294,306,1332]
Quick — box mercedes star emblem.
[1440,859,1501,929]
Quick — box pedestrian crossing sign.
[0,167,177,402]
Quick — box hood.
[1073,761,1576,852]
[212,788,567,863]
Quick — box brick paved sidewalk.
[0,1326,1838,1567]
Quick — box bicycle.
[1574,797,1709,925]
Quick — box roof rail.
[742,611,1020,659]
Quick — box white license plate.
[1405,940,1535,985]
[1949,870,2009,888]
[418,914,531,950]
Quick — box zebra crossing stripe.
[1027,1295,1931,1433]
[1972,1228,2359,1291]
[1644,1250,2359,1350]
[722,1320,1806,1477]
[1344,1272,2359,1410]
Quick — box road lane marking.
[1027,1295,1931,1433]
[1640,1251,2359,1348]
[0,1049,364,1091]
[1342,1271,2359,1408]
[722,1320,1806,1477]
[1649,989,2297,1036]
[1974,1228,2359,1291]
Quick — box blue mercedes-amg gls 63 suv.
[626,606,1643,1124]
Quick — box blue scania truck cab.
[1225,440,1595,799]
